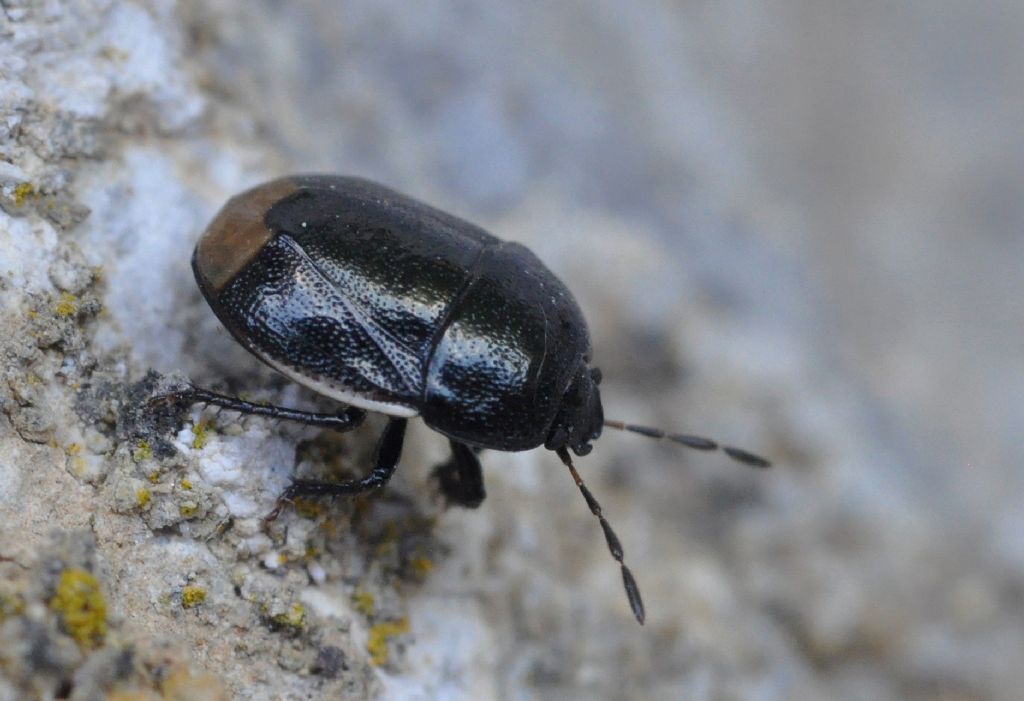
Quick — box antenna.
[557,446,645,624]
[603,420,771,468]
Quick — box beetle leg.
[433,440,486,509]
[267,418,408,519]
[157,385,365,431]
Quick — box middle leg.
[268,418,408,519]
[433,440,486,509]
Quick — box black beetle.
[173,175,769,624]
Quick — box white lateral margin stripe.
[263,356,419,418]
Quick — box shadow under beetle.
[172,175,770,624]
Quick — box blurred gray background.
[180,1,1023,698]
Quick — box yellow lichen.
[192,420,212,449]
[0,592,25,621]
[409,555,434,579]
[66,442,89,477]
[180,478,193,490]
[319,516,343,540]
[370,520,404,558]
[50,568,107,648]
[367,617,410,666]
[352,589,376,616]
[272,602,305,630]
[54,291,78,317]
[181,585,207,609]
[147,470,161,484]
[70,456,89,478]
[13,182,35,206]
[374,540,397,559]
[293,497,324,519]
[132,440,153,462]
[136,487,151,508]
[179,502,198,517]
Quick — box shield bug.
[173,175,769,624]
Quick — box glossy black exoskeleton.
[176,175,770,624]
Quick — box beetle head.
[545,365,604,456]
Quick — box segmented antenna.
[556,447,645,624]
[603,420,771,468]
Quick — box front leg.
[433,440,486,509]
[267,418,408,520]
[155,384,365,431]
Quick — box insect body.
[181,175,769,624]
[194,175,602,457]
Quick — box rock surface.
[1,2,1021,700]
